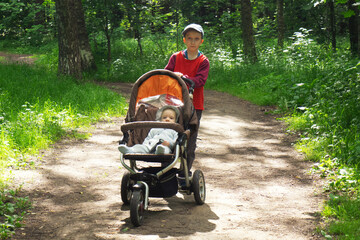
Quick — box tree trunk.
[55,0,82,79]
[348,0,359,56]
[240,0,257,63]
[35,0,45,26]
[104,15,112,64]
[175,0,179,51]
[135,29,143,56]
[74,0,97,71]
[134,0,143,56]
[277,0,285,49]
[124,1,143,56]
[103,0,112,65]
[328,0,336,52]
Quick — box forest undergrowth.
[1,28,360,239]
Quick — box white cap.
[156,105,180,122]
[182,23,204,38]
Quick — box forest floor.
[0,52,36,64]
[2,53,325,239]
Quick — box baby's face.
[161,109,176,123]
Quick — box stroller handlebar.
[121,121,185,134]
[181,77,195,99]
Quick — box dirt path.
[0,52,36,64]
[11,82,324,240]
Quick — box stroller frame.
[118,70,206,227]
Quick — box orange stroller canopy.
[136,74,184,105]
[126,70,198,133]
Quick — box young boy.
[118,105,180,154]
[165,23,209,174]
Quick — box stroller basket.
[130,167,178,198]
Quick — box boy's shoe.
[118,145,133,154]
[178,177,186,188]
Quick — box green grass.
[321,195,360,239]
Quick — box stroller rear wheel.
[130,189,145,227]
[192,170,206,205]
[121,172,132,205]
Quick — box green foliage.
[0,1,28,38]
[321,194,360,239]
[95,36,177,82]
[0,1,56,46]
[0,188,31,239]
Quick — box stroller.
[119,69,206,227]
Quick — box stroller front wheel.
[192,170,206,205]
[130,189,145,227]
[121,172,132,205]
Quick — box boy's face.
[183,30,203,52]
[161,109,176,123]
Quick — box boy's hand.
[161,141,170,147]
[174,72,183,78]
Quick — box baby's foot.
[118,145,133,154]
[155,145,170,154]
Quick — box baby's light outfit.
[118,128,178,154]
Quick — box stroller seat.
[121,118,190,162]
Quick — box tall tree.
[55,0,96,79]
[328,0,336,51]
[277,0,285,48]
[35,0,45,26]
[74,0,96,71]
[55,0,82,79]
[347,0,359,56]
[83,0,124,65]
[240,0,257,63]
[124,0,146,56]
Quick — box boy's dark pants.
[187,109,202,172]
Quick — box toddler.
[118,105,179,154]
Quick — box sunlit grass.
[282,114,309,132]
[321,195,360,239]
[0,63,127,185]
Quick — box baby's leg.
[130,144,151,153]
[118,144,150,154]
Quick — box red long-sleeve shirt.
[165,51,210,110]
